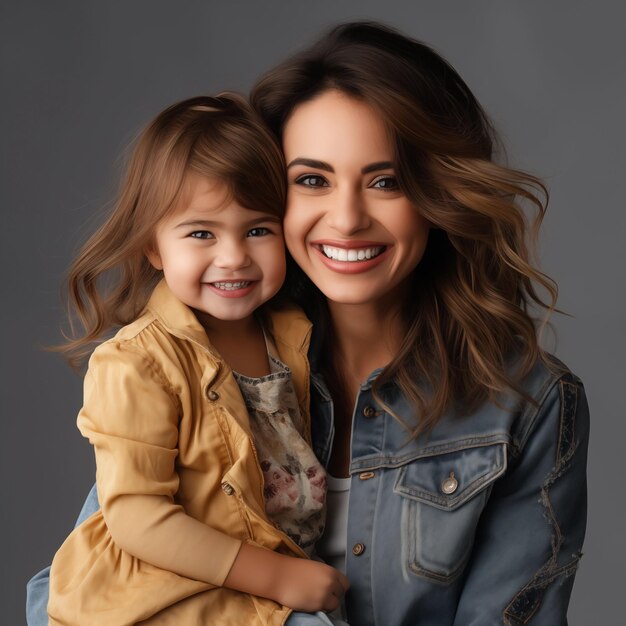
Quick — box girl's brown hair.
[251,22,561,434]
[61,94,286,367]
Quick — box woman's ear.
[145,244,163,270]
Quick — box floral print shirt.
[234,355,326,554]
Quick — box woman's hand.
[224,543,350,612]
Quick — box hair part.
[59,93,286,368]
[252,21,561,436]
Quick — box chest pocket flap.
[394,442,507,511]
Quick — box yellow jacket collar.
[144,279,313,354]
[145,280,212,350]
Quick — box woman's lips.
[310,240,391,274]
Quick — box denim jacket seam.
[502,375,584,624]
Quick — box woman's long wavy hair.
[251,22,561,435]
[59,94,286,368]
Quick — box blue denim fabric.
[308,345,589,625]
[287,612,349,626]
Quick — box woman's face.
[283,89,430,307]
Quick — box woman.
[28,21,588,626]
[251,21,588,625]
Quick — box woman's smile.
[311,240,391,274]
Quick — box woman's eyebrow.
[287,158,393,174]
[361,161,393,174]
[287,158,333,172]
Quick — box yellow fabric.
[48,280,313,626]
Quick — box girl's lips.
[311,243,392,274]
[204,280,258,298]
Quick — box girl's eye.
[371,175,399,191]
[295,174,329,188]
[248,227,271,237]
[189,231,214,239]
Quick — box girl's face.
[283,90,430,308]
[146,174,286,324]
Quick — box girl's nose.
[325,188,370,235]
[213,240,251,269]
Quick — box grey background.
[1,1,623,624]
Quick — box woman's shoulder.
[515,351,583,404]
[509,351,589,459]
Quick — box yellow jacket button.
[206,389,220,401]
[352,543,366,556]
[221,482,235,496]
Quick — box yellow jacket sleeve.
[78,341,242,586]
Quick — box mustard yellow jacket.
[48,280,313,626]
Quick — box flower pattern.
[234,356,326,553]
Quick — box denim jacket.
[309,345,589,626]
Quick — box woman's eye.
[248,227,271,237]
[295,174,329,188]
[371,175,399,191]
[189,231,214,239]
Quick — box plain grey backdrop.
[2,1,624,624]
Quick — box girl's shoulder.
[87,307,207,390]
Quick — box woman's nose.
[325,188,370,235]
[213,240,251,269]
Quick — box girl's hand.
[224,543,350,612]
[272,556,350,612]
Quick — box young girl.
[46,95,349,625]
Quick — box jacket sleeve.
[78,341,242,587]
[452,373,590,626]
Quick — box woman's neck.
[327,299,406,383]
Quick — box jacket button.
[352,542,366,556]
[441,471,458,495]
[221,482,235,496]
[359,472,375,480]
[206,389,220,401]
[362,405,377,418]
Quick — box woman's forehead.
[283,90,393,168]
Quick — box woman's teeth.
[321,245,384,262]
[211,281,250,290]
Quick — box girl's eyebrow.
[287,157,393,174]
[175,215,281,229]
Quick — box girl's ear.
[145,244,163,271]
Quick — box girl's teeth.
[321,245,384,262]
[212,281,250,290]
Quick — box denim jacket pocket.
[394,442,507,583]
